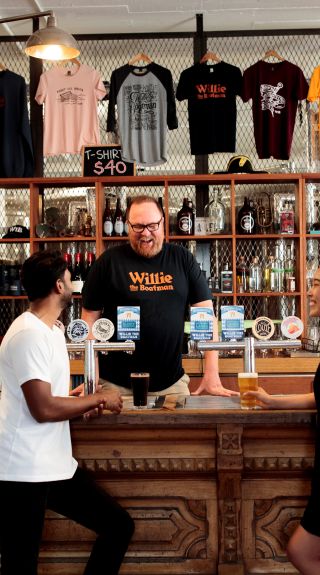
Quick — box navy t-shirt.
[82,242,210,391]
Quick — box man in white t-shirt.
[0,250,134,575]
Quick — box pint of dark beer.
[130,372,150,408]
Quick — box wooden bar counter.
[39,396,317,575]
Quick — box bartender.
[82,195,237,397]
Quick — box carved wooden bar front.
[38,409,316,575]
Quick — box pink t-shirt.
[35,63,106,155]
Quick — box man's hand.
[83,387,123,419]
[192,372,239,397]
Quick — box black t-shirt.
[176,61,243,155]
[82,242,210,391]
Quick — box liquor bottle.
[103,197,113,236]
[236,255,248,293]
[284,244,295,292]
[188,199,195,232]
[280,200,295,234]
[263,255,276,292]
[220,261,233,293]
[113,197,124,236]
[249,256,262,292]
[71,252,84,294]
[83,251,95,282]
[204,189,226,234]
[63,252,73,275]
[8,261,22,296]
[124,196,131,236]
[237,196,256,234]
[273,244,284,292]
[177,197,194,235]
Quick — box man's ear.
[55,277,64,294]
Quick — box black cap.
[3,225,30,239]
[215,155,268,174]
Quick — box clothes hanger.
[128,53,152,65]
[262,49,285,61]
[0,63,7,70]
[200,51,221,64]
[58,58,81,75]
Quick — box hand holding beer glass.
[130,372,150,408]
[238,372,258,409]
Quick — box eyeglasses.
[128,217,163,233]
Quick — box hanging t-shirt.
[35,63,106,155]
[176,61,243,155]
[106,63,178,166]
[307,66,320,103]
[242,60,309,160]
[0,70,34,177]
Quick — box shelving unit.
[0,173,317,338]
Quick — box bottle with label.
[284,244,295,292]
[113,197,124,236]
[103,197,113,237]
[204,189,226,234]
[272,244,284,292]
[280,200,295,234]
[249,256,262,292]
[71,252,84,294]
[221,261,233,293]
[263,255,276,292]
[236,255,248,293]
[177,197,194,235]
[237,196,256,234]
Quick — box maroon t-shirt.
[242,60,308,159]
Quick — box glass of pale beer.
[238,372,258,409]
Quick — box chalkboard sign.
[82,145,136,177]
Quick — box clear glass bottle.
[263,255,276,292]
[204,189,225,234]
[284,244,295,292]
[273,244,285,292]
[249,256,262,292]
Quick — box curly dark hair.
[21,250,67,302]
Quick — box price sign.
[82,145,136,177]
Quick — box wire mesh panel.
[1,30,319,177]
[0,299,29,333]
[40,186,96,237]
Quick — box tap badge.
[92,318,115,341]
[281,316,304,339]
[252,316,275,340]
[67,319,89,342]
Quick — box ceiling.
[1,0,320,37]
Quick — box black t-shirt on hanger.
[176,61,243,155]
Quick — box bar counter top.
[37,396,318,575]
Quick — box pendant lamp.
[0,11,80,61]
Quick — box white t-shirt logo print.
[260,82,286,116]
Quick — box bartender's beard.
[130,235,164,258]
